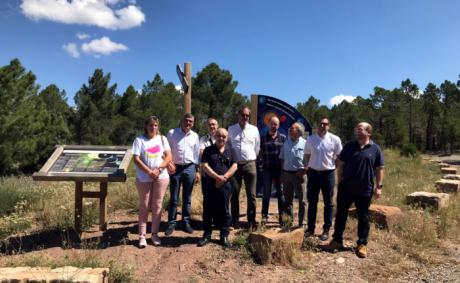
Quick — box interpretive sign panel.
[49,151,124,173]
[32,145,132,231]
[32,145,132,182]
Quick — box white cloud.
[63,42,80,58]
[20,0,145,30]
[329,94,356,106]
[76,32,90,40]
[81,36,128,57]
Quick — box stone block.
[443,174,460,180]
[441,167,458,174]
[349,204,404,230]
[249,228,304,264]
[406,192,450,210]
[435,179,459,193]
[439,162,450,168]
[0,266,109,283]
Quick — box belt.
[309,168,335,173]
[175,163,194,168]
[283,170,300,174]
[237,160,255,165]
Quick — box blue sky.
[1,0,460,107]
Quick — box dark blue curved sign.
[257,95,312,137]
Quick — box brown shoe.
[322,239,343,252]
[356,244,367,258]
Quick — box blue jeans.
[306,169,335,232]
[168,164,196,225]
[261,168,284,220]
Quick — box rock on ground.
[435,179,459,193]
[406,192,450,210]
[349,204,404,230]
[249,228,304,264]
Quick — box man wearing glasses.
[304,117,342,241]
[228,106,260,230]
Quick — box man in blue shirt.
[279,122,307,228]
[324,122,384,258]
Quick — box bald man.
[259,116,286,225]
[324,122,384,258]
[199,128,238,248]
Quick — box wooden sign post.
[32,145,132,232]
[184,62,192,114]
[176,62,192,114]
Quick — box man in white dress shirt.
[304,117,342,241]
[165,113,201,236]
[228,106,260,229]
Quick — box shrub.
[399,143,417,157]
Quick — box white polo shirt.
[304,132,342,171]
[167,127,200,165]
[228,123,260,163]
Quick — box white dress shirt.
[199,134,216,151]
[228,123,260,163]
[167,128,200,165]
[304,132,342,170]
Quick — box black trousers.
[306,169,335,232]
[202,179,232,238]
[332,187,373,245]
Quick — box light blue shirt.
[279,137,306,171]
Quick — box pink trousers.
[136,178,169,235]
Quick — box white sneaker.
[152,234,161,246]
[139,236,147,248]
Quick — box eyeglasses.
[320,123,329,126]
[241,114,250,117]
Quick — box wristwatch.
[376,184,383,189]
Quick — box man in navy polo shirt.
[199,128,237,248]
[324,122,384,258]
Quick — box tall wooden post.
[99,182,108,231]
[75,181,83,233]
[184,62,192,114]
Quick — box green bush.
[399,143,417,157]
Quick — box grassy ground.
[0,149,459,282]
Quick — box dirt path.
[2,200,459,283]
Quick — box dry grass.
[1,249,136,283]
[1,149,459,281]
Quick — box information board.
[33,145,132,182]
[256,95,312,137]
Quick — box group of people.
[132,105,384,258]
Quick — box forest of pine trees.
[1,58,460,175]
